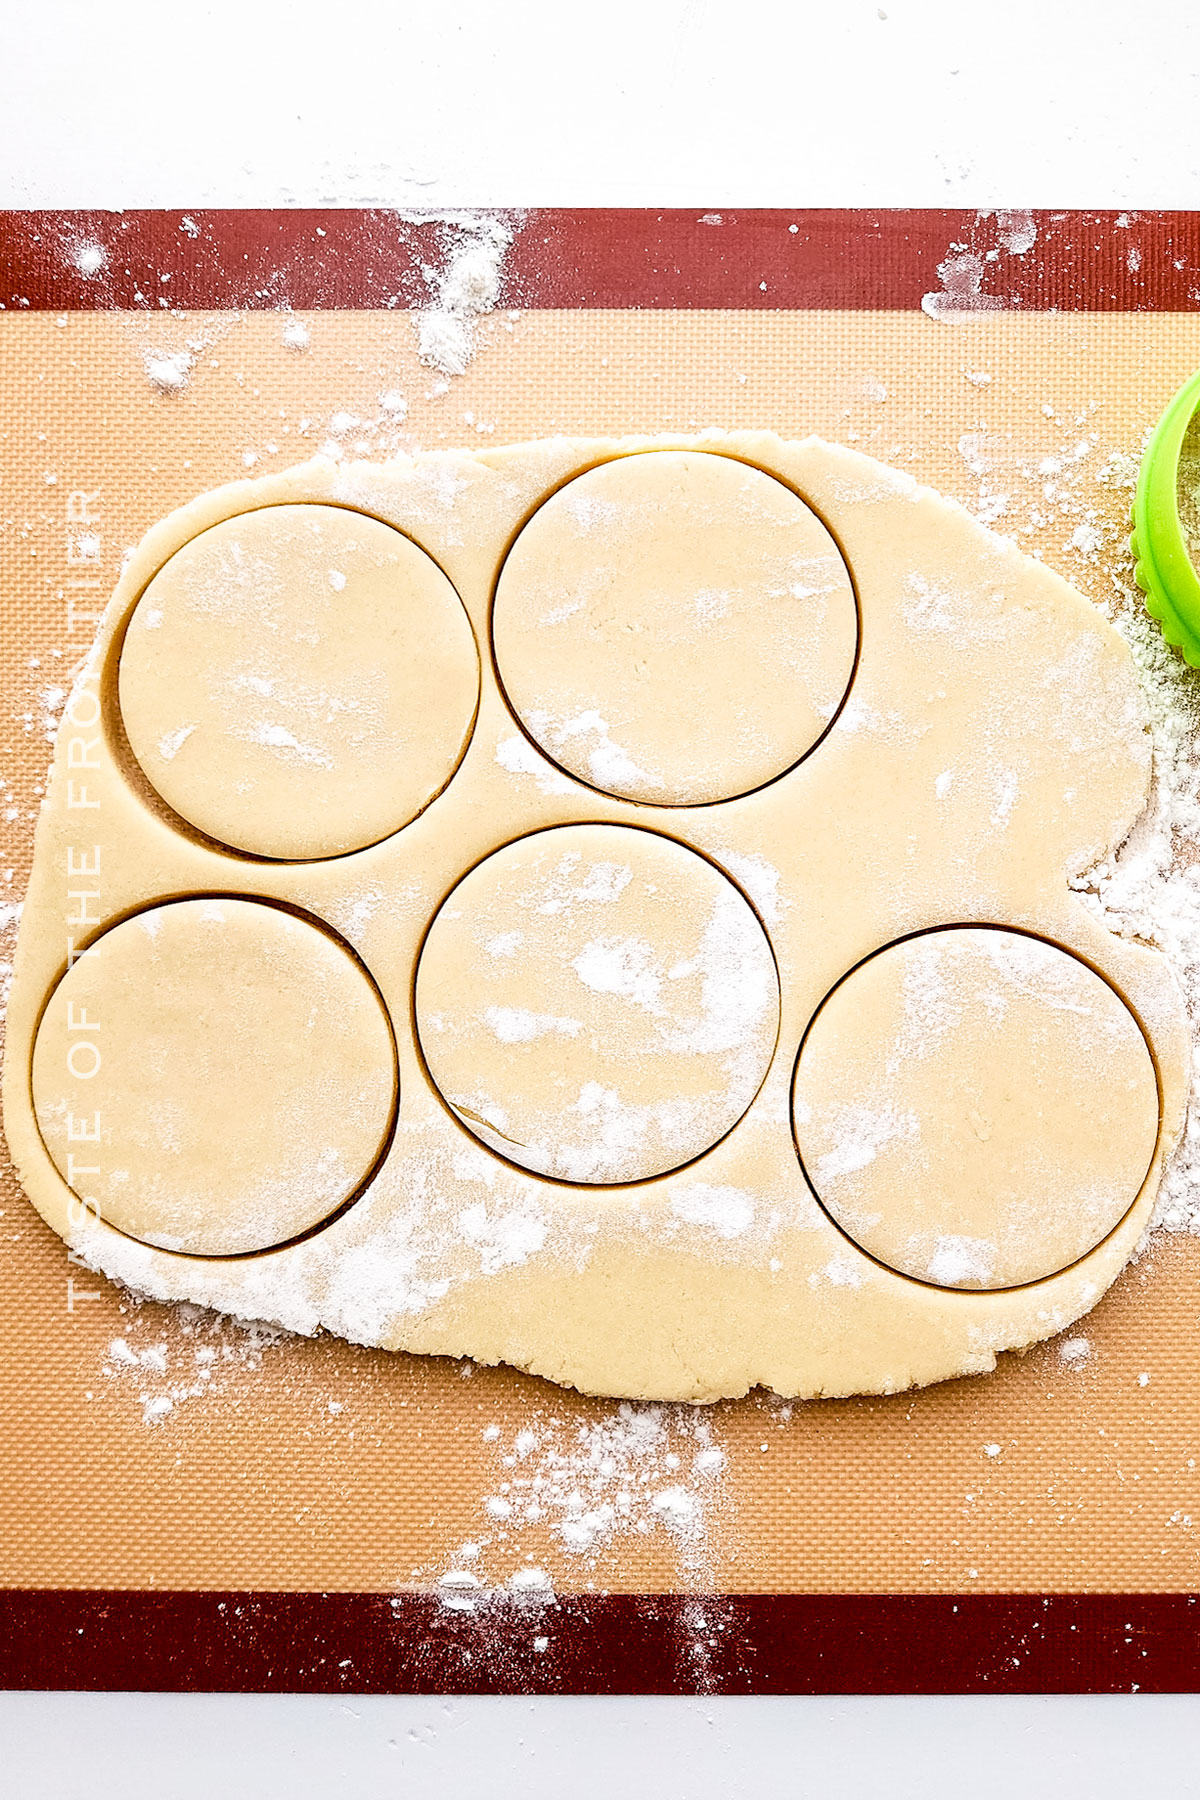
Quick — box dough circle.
[415,823,779,1182]
[491,451,857,805]
[31,897,397,1256]
[118,503,479,860]
[791,927,1160,1290]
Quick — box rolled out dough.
[792,927,1160,1289]
[492,450,858,804]
[118,503,479,860]
[31,897,397,1256]
[2,432,1189,1402]
[415,823,779,1183]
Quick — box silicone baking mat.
[3,209,1200,1692]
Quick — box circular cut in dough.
[416,824,779,1183]
[791,927,1160,1290]
[32,897,397,1256]
[492,451,857,805]
[118,504,478,859]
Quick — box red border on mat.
[0,1591,1195,1694]
[3,207,1200,1694]
[3,208,1200,312]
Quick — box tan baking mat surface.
[2,305,1200,1595]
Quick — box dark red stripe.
[0,1591,1195,1693]
[2,210,1200,313]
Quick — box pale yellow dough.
[2,433,1189,1403]
[792,928,1159,1289]
[118,503,479,860]
[416,823,779,1183]
[492,450,858,803]
[32,897,397,1256]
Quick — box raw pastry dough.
[32,897,397,1256]
[792,927,1159,1289]
[2,433,1189,1402]
[492,450,857,803]
[415,823,778,1182]
[118,503,479,860]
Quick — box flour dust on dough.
[32,897,397,1256]
[492,450,858,804]
[118,503,479,860]
[416,823,779,1183]
[2,433,1188,1403]
[793,927,1160,1290]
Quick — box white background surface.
[5,0,1200,1793]
[6,1692,1200,1797]
[4,0,1200,209]
[5,1692,1200,1797]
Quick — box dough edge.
[2,431,1188,1404]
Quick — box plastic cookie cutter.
[1132,367,1200,664]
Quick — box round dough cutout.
[118,504,479,859]
[492,451,857,805]
[791,927,1160,1289]
[32,897,397,1256]
[416,824,779,1183]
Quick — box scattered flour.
[432,1401,730,1600]
[921,210,1037,321]
[99,1305,291,1425]
[814,1104,918,1183]
[494,733,574,796]
[485,1006,582,1044]
[415,216,513,378]
[0,899,23,1026]
[530,707,665,795]
[72,241,107,278]
[669,1182,756,1239]
[144,348,193,394]
[925,1234,997,1286]
[250,722,334,768]
[1070,591,1200,1232]
[922,251,1009,322]
[157,723,196,762]
[943,387,1200,1242]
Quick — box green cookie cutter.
[1132,368,1200,665]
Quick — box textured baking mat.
[2,209,1200,1692]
